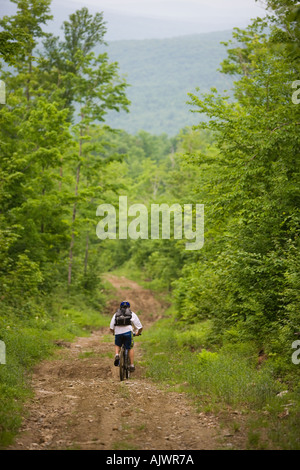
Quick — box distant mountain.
[103,32,234,136]
[1,1,235,136]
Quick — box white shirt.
[110,311,143,336]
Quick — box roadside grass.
[112,440,140,451]
[141,317,300,450]
[0,285,111,448]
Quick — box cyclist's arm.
[110,314,116,335]
[131,312,143,335]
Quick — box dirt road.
[8,275,226,450]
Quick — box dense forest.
[0,0,299,450]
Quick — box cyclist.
[110,301,143,372]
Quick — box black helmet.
[120,301,130,308]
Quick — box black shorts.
[115,331,134,350]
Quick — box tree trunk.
[84,231,89,276]
[59,157,63,191]
[68,162,81,285]
[26,54,32,102]
[68,111,84,285]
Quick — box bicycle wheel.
[119,345,125,381]
[125,349,130,379]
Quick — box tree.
[41,7,107,116]
[0,0,74,305]
[0,0,53,100]
[257,0,300,64]
[40,8,130,285]
[175,12,300,351]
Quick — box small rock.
[277,390,288,397]
[278,409,289,419]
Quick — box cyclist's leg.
[129,348,134,365]
[116,332,135,370]
[125,332,135,371]
[114,334,122,366]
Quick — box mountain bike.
[119,333,140,381]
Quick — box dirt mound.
[103,275,166,326]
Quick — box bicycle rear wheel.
[119,345,125,381]
[125,349,130,379]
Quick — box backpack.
[114,307,132,326]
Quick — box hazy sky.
[67,0,266,22]
[2,0,268,39]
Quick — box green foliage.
[172,14,300,354]
[0,30,29,65]
[0,0,130,447]
[1,0,300,451]
[0,0,131,295]
[143,319,279,407]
